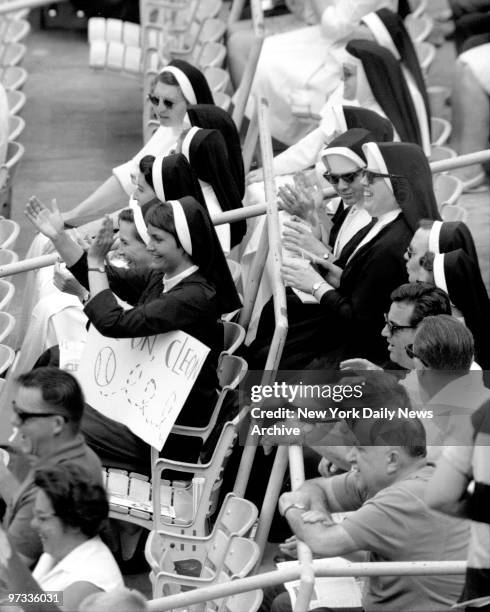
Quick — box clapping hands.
[25,197,64,240]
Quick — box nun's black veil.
[343,106,394,143]
[186,105,245,198]
[166,59,214,105]
[186,128,246,248]
[347,40,423,148]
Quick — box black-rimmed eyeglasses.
[12,402,68,424]
[322,168,363,185]
[383,313,415,335]
[362,169,404,185]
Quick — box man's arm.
[425,453,472,518]
[283,506,360,557]
[63,176,128,227]
[0,463,21,507]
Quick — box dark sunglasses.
[147,94,179,109]
[12,403,67,424]
[405,344,428,366]
[362,169,404,185]
[322,168,362,185]
[383,313,415,335]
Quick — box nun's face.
[322,154,364,208]
[118,220,153,268]
[405,229,430,282]
[150,82,187,128]
[361,171,398,217]
[146,223,185,274]
[342,63,358,101]
[132,170,156,206]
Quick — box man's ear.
[52,415,66,435]
[386,448,402,475]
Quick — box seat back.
[2,18,30,44]
[220,589,263,612]
[198,41,226,69]
[217,353,247,389]
[218,493,258,537]
[7,114,25,141]
[433,174,463,209]
[409,0,428,18]
[0,279,14,310]
[430,116,451,147]
[222,535,260,578]
[6,89,25,115]
[440,204,468,223]
[0,42,26,67]
[0,343,15,376]
[430,145,457,164]
[415,41,435,74]
[213,91,231,112]
[0,66,27,91]
[0,218,20,249]
[221,321,246,356]
[404,13,433,43]
[0,311,15,343]
[204,65,230,93]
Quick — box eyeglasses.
[12,403,68,424]
[147,94,182,109]
[383,313,415,335]
[405,245,416,259]
[405,343,428,366]
[322,168,362,185]
[362,169,404,185]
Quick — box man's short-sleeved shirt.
[4,435,102,565]
[329,465,469,611]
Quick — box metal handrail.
[147,560,467,611]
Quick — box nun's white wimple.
[152,155,166,202]
[182,126,201,161]
[129,201,150,245]
[362,142,394,192]
[321,146,366,169]
[168,199,192,255]
[428,220,442,254]
[433,253,448,294]
[362,13,400,60]
[159,66,197,105]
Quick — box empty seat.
[430,145,457,164]
[430,116,451,147]
[433,174,463,209]
[213,90,231,112]
[0,311,15,343]
[7,114,25,141]
[0,142,25,217]
[0,42,26,67]
[404,13,433,43]
[1,18,30,43]
[0,279,15,311]
[198,41,226,69]
[6,89,25,115]
[0,218,20,249]
[0,343,15,376]
[205,66,230,93]
[0,66,27,90]
[409,0,428,18]
[440,204,468,223]
[415,41,436,74]
[221,321,246,357]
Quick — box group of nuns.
[22,8,490,475]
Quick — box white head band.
[428,220,442,254]
[152,155,166,202]
[159,66,197,105]
[433,253,448,294]
[129,201,150,245]
[363,142,394,192]
[181,126,201,161]
[321,146,366,169]
[362,13,400,60]
[168,200,192,255]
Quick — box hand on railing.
[278,535,299,560]
[25,196,64,240]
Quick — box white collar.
[163,265,198,293]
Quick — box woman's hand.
[87,216,115,266]
[282,260,323,294]
[279,536,298,560]
[282,218,329,260]
[53,262,88,300]
[301,509,333,525]
[277,184,316,224]
[25,197,64,240]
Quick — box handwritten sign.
[75,327,210,450]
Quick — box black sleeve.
[84,283,212,338]
[68,253,152,305]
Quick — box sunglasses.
[147,94,181,109]
[12,403,68,424]
[362,169,404,185]
[322,168,363,185]
[405,343,428,366]
[383,313,415,335]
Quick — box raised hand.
[25,197,64,240]
[87,215,115,266]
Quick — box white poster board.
[76,327,210,450]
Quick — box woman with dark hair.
[0,463,122,612]
[186,104,245,198]
[62,60,214,227]
[250,142,440,368]
[25,195,241,474]
[181,127,247,251]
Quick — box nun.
[432,249,490,374]
[345,39,424,150]
[131,152,206,209]
[25,195,241,474]
[273,142,440,367]
[361,8,431,153]
[181,127,246,252]
[63,60,214,227]
[186,104,245,198]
